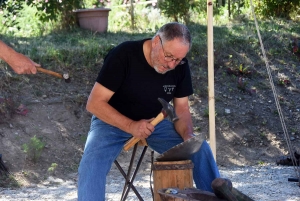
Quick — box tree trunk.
[228,0,231,18]
[218,0,222,7]
[130,0,135,30]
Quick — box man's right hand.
[128,119,155,139]
[0,40,40,74]
[7,52,40,74]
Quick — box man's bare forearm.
[86,83,154,139]
[86,99,134,134]
[0,40,39,74]
[0,40,14,62]
[173,97,194,141]
[174,109,194,141]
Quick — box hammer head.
[62,73,71,83]
[158,98,179,122]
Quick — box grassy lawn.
[1,18,299,77]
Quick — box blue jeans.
[78,116,220,201]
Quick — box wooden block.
[152,160,194,201]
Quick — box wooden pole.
[207,0,216,160]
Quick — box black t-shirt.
[96,39,193,121]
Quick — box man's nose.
[167,61,177,69]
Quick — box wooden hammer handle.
[36,67,63,79]
[138,139,148,146]
[123,112,165,151]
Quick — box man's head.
[151,22,192,74]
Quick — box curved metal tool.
[156,134,205,161]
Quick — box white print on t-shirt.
[163,85,176,94]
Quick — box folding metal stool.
[114,143,149,201]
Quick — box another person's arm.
[86,82,154,139]
[173,96,194,141]
[0,40,39,74]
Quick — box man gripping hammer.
[78,22,220,201]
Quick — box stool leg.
[114,160,142,200]
[122,146,148,200]
[114,144,148,201]
[121,143,138,200]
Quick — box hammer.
[123,98,178,151]
[211,178,254,201]
[36,67,71,83]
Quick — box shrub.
[48,163,58,174]
[22,135,45,163]
[25,0,82,28]
[0,0,83,30]
[157,0,190,22]
[0,0,23,28]
[83,0,109,8]
[251,0,300,19]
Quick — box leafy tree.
[157,0,190,22]
[252,0,300,19]
[83,0,110,8]
[0,0,83,29]
[0,0,23,28]
[25,0,82,28]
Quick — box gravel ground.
[0,164,299,201]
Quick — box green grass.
[0,174,21,188]
[0,6,299,104]
[0,16,299,77]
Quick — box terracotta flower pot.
[74,8,111,33]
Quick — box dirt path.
[0,163,299,201]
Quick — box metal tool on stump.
[123,98,178,151]
[156,134,205,161]
[153,134,206,201]
[158,187,227,201]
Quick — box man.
[0,40,39,74]
[78,22,220,200]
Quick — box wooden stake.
[207,0,216,160]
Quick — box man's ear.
[152,35,160,48]
[155,35,160,44]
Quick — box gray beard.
[153,65,173,74]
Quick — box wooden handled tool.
[36,67,71,83]
[123,98,178,151]
[123,112,166,151]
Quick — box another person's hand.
[128,119,155,139]
[0,40,40,74]
[6,52,40,74]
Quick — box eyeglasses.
[158,35,186,65]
